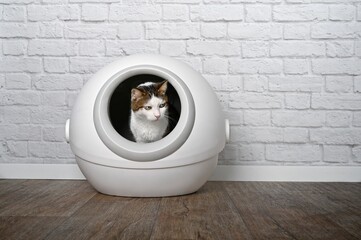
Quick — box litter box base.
[76,156,218,197]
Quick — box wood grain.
[0,180,360,240]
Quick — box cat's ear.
[158,81,168,96]
[131,88,144,101]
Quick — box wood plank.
[45,194,161,240]
[150,181,253,240]
[225,182,360,240]
[0,180,96,217]
[0,216,67,240]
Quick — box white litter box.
[66,54,229,197]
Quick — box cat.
[130,81,170,143]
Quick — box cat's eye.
[159,103,166,108]
[144,106,152,110]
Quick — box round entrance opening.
[93,65,195,161]
[108,74,181,142]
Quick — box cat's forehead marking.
[146,95,165,106]
[138,82,154,87]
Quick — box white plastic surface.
[65,119,70,143]
[68,54,227,197]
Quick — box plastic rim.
[93,65,195,162]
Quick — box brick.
[201,23,227,39]
[69,57,115,73]
[283,128,309,143]
[31,107,70,124]
[266,144,321,162]
[284,59,309,74]
[245,5,271,22]
[231,127,284,143]
[187,41,240,56]
[44,58,69,73]
[3,6,25,22]
[221,76,243,91]
[326,111,351,127]
[28,5,79,21]
[312,94,361,110]
[203,58,228,74]
[205,75,223,91]
[0,91,41,106]
[229,93,283,109]
[41,92,66,106]
[230,59,282,74]
[106,40,159,56]
[28,40,78,56]
[34,74,83,90]
[231,0,281,2]
[162,4,189,21]
[219,144,238,162]
[355,76,361,93]
[310,129,361,144]
[243,75,268,92]
[5,74,31,90]
[117,23,143,40]
[312,59,361,75]
[285,94,310,110]
[270,41,325,57]
[224,110,243,125]
[0,58,42,73]
[242,42,268,58]
[43,126,65,142]
[146,23,200,40]
[39,22,63,38]
[160,41,186,57]
[269,76,323,92]
[353,112,361,127]
[109,4,161,21]
[239,144,265,161]
[215,92,230,109]
[228,23,282,40]
[356,41,361,57]
[325,76,353,93]
[81,4,108,21]
[0,0,37,3]
[190,5,243,22]
[3,107,30,123]
[244,110,271,126]
[329,5,355,21]
[3,40,27,56]
[64,24,117,39]
[273,5,327,21]
[79,40,105,56]
[4,141,27,157]
[29,142,73,158]
[352,146,361,162]
[284,24,309,40]
[175,57,202,73]
[311,23,361,39]
[326,41,354,57]
[0,23,38,38]
[272,110,324,127]
[0,125,41,141]
[69,0,118,2]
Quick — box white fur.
[130,95,168,143]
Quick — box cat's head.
[131,81,168,121]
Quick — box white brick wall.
[0,0,360,167]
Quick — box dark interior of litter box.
[108,74,181,142]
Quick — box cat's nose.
[154,113,160,119]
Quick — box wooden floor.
[0,180,360,240]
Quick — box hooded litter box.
[66,54,230,197]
